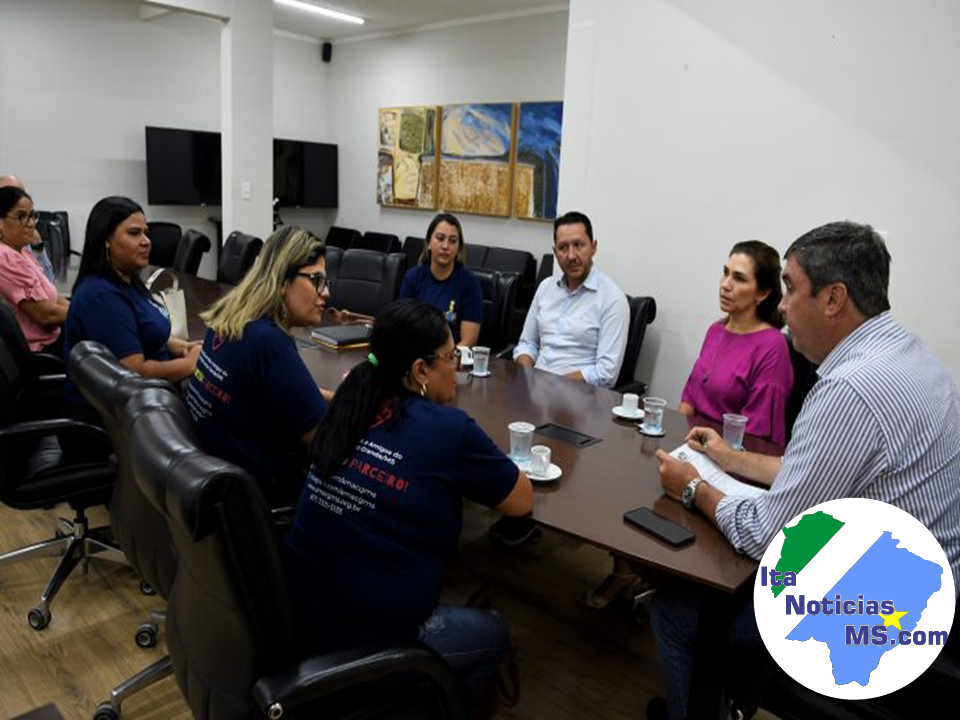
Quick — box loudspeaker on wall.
[322,42,332,63]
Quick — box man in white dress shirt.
[513,211,629,388]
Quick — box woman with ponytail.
[284,298,532,697]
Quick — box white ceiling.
[272,0,568,42]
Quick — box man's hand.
[684,426,735,470]
[655,449,699,501]
[515,354,535,369]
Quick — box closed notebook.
[310,324,372,348]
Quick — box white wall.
[561,0,960,401]
[0,0,333,278]
[326,9,568,255]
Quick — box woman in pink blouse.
[679,240,793,446]
[0,186,68,353]
[581,241,793,611]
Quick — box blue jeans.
[651,585,762,720]
[418,605,509,697]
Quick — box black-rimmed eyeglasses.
[295,272,331,293]
[425,348,462,366]
[5,211,40,227]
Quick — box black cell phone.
[623,507,695,547]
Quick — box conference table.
[163,270,771,596]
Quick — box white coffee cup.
[622,393,640,414]
[530,445,551,477]
[457,345,473,365]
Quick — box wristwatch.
[681,476,706,510]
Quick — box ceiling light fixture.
[275,0,364,25]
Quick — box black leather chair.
[0,301,64,414]
[173,229,212,276]
[325,245,343,286]
[355,231,401,254]
[473,268,520,353]
[70,342,178,719]
[325,226,361,250]
[464,244,489,269]
[36,210,73,279]
[785,333,818,442]
[128,399,469,719]
[217,231,263,285]
[403,235,425,271]
[329,249,405,317]
[147,222,183,268]
[0,309,122,631]
[536,253,554,286]
[614,295,657,396]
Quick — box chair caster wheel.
[139,579,156,596]
[28,606,51,631]
[93,701,120,720]
[135,623,158,648]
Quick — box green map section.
[772,511,845,597]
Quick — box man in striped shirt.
[649,221,960,720]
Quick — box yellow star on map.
[878,609,908,630]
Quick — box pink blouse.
[0,242,61,351]
[680,320,794,446]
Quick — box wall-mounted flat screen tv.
[274,138,338,208]
[145,126,222,206]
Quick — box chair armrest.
[0,417,110,450]
[34,352,65,375]
[253,642,467,720]
[614,380,648,397]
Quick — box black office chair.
[465,244,489,269]
[147,222,183,268]
[784,332,818,442]
[0,301,64,414]
[0,311,122,631]
[325,226,361,250]
[70,342,178,719]
[535,253,554,287]
[355,231,401,254]
[473,269,520,354]
[329,249,405,317]
[614,295,657,396]
[36,210,74,279]
[325,245,343,286]
[403,235,426,270]
[217,231,263,285]
[128,399,469,719]
[173,229,212,276]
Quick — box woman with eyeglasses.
[284,298,533,698]
[0,186,68,354]
[184,225,332,503]
[399,212,483,346]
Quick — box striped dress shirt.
[716,312,960,592]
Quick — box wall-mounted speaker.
[322,41,332,63]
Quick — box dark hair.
[309,299,451,480]
[0,186,31,217]
[785,221,891,318]
[74,196,147,295]
[729,240,784,328]
[553,210,593,243]
[419,212,466,265]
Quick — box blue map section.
[786,531,942,686]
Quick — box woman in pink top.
[0,186,68,353]
[581,241,793,610]
[679,240,793,446]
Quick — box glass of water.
[472,346,490,376]
[642,397,667,434]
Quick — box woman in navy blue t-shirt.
[63,197,201,457]
[399,213,483,346]
[284,299,533,696]
[184,226,331,503]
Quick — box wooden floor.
[0,501,777,720]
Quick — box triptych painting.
[377,101,563,220]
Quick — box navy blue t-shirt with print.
[398,264,483,343]
[63,275,171,407]
[184,318,327,487]
[283,395,518,649]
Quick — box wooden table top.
[176,271,764,594]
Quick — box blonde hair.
[201,226,324,340]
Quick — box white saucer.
[527,463,562,483]
[637,424,666,437]
[613,405,644,420]
[471,370,491,378]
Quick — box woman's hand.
[168,336,201,359]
